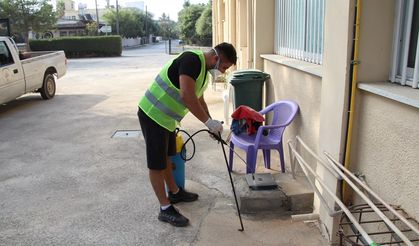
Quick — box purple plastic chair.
[228,100,299,173]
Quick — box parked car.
[0,36,67,105]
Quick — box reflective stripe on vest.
[154,74,184,104]
[144,90,183,122]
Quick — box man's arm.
[199,95,211,119]
[179,74,210,123]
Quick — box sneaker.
[168,187,199,204]
[158,205,189,227]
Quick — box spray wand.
[176,128,245,232]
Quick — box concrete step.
[234,172,314,214]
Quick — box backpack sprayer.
[175,127,246,232]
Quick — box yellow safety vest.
[138,50,209,131]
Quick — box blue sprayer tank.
[170,133,185,189]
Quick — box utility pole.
[116,0,120,35]
[95,0,100,34]
[145,5,148,43]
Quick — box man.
[137,42,237,227]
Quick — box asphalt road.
[0,43,230,245]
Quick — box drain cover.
[245,173,278,190]
[112,130,142,138]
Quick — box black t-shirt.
[168,51,206,89]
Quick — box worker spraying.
[137,43,237,227]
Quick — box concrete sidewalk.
[0,45,327,245]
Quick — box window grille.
[275,0,325,65]
[390,0,419,88]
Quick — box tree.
[177,2,206,45]
[85,22,98,36]
[56,0,65,19]
[142,10,159,38]
[103,8,157,39]
[157,13,177,39]
[0,0,57,44]
[196,2,212,46]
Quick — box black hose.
[175,128,196,161]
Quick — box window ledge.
[260,54,322,77]
[358,82,419,109]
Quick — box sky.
[62,0,209,21]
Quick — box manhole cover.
[112,130,142,138]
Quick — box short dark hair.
[214,42,237,65]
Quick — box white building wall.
[213,0,419,244]
[317,0,355,243]
[350,0,419,221]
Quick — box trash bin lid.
[228,69,270,84]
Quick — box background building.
[213,0,419,244]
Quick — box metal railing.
[288,136,419,245]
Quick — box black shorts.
[137,107,176,170]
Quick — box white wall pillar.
[247,0,254,68]
[227,0,237,47]
[253,0,275,70]
[317,0,355,243]
[237,0,248,69]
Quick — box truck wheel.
[40,74,56,100]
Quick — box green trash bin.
[229,69,270,111]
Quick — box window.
[275,0,325,65]
[0,41,14,67]
[390,0,419,88]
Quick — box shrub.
[29,36,122,58]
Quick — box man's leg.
[138,107,189,227]
[163,158,179,193]
[164,156,199,204]
[149,168,189,227]
[149,169,170,206]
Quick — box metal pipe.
[325,151,419,237]
[95,0,100,34]
[288,143,343,217]
[324,152,415,245]
[115,0,120,35]
[342,0,362,204]
[288,140,297,179]
[295,136,341,179]
[145,5,148,43]
[288,143,373,244]
[340,218,408,225]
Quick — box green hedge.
[29,36,122,58]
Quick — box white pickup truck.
[0,37,67,105]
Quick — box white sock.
[172,188,180,195]
[161,204,171,210]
